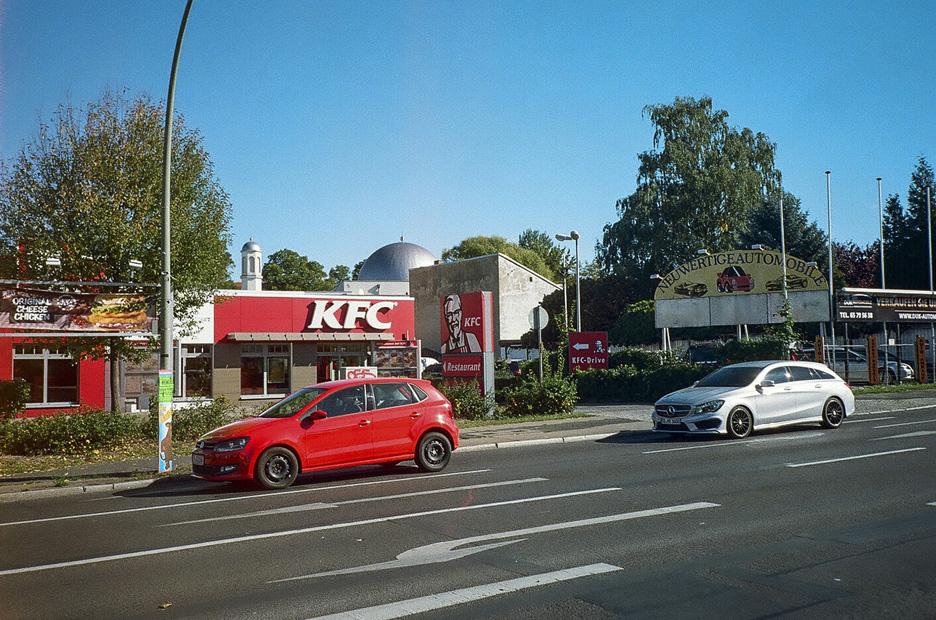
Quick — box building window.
[181,344,212,398]
[13,345,78,406]
[240,344,289,397]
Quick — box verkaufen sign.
[0,288,152,332]
[837,289,936,322]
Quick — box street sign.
[529,306,549,330]
[569,331,609,372]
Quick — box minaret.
[240,240,262,291]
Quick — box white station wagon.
[653,361,856,439]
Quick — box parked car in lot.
[192,378,459,489]
[653,361,855,439]
[716,266,754,293]
[799,346,913,383]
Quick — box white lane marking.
[0,469,491,528]
[164,478,549,526]
[928,502,936,507]
[871,431,936,441]
[0,487,620,576]
[643,432,823,454]
[306,563,623,620]
[845,416,895,423]
[785,447,926,468]
[874,419,936,429]
[273,501,720,581]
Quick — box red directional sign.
[569,331,609,372]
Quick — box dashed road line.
[785,447,926,468]
[874,419,936,429]
[871,431,936,441]
[643,432,823,454]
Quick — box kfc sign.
[569,331,609,372]
[442,355,483,377]
[342,366,379,379]
[440,291,493,353]
[307,300,397,330]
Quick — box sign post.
[568,331,609,372]
[158,370,174,473]
[529,306,549,382]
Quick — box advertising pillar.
[158,370,174,473]
[440,291,494,403]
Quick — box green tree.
[263,249,328,291]
[739,190,827,264]
[442,235,555,280]
[518,229,570,280]
[598,96,779,283]
[326,264,351,289]
[0,91,232,411]
[609,299,657,346]
[881,157,935,290]
[351,260,365,281]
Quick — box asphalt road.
[1,408,935,619]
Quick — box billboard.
[440,291,495,397]
[653,250,827,300]
[0,288,153,332]
[569,331,609,372]
[837,289,936,322]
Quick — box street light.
[696,248,710,256]
[128,259,143,270]
[44,256,61,268]
[825,171,836,371]
[750,244,766,251]
[555,231,581,332]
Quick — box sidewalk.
[0,391,932,501]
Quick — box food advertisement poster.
[653,251,827,300]
[0,288,153,332]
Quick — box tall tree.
[833,241,879,289]
[518,229,571,279]
[882,193,906,287]
[327,265,350,289]
[598,96,780,283]
[263,249,328,291]
[739,191,828,266]
[442,235,556,280]
[881,157,935,290]
[0,91,233,410]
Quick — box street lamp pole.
[556,231,582,332]
[877,177,886,288]
[159,0,193,473]
[779,188,789,302]
[826,171,836,370]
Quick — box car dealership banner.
[838,288,936,322]
[0,287,153,332]
[440,291,494,400]
[653,250,831,328]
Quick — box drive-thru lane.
[0,408,934,618]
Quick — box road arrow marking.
[270,501,720,582]
[306,563,624,620]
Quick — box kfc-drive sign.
[307,300,397,330]
[569,331,609,372]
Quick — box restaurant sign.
[0,288,153,332]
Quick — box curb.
[0,475,203,504]
[458,431,621,453]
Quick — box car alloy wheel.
[415,432,451,472]
[822,398,845,429]
[727,407,752,439]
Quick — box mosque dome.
[241,240,261,253]
[358,241,436,282]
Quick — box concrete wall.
[212,342,242,401]
[410,254,560,356]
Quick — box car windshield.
[695,366,762,387]
[257,387,328,418]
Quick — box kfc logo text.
[308,300,396,330]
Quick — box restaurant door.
[315,343,370,382]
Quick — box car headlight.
[214,437,249,452]
[693,400,724,414]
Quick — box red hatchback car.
[191,378,460,489]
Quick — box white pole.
[779,190,788,301]
[928,185,934,383]
[826,171,836,370]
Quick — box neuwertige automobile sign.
[653,250,828,300]
[0,288,153,332]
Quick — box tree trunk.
[109,341,123,413]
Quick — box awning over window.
[226,332,394,342]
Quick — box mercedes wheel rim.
[826,400,843,426]
[731,411,750,436]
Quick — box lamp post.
[928,185,934,383]
[779,190,789,302]
[555,231,581,332]
[825,171,836,371]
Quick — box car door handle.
[358,420,371,427]
[814,384,822,388]
[783,387,792,391]
[410,412,422,419]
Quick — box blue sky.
[2,1,934,274]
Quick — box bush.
[143,397,240,442]
[609,347,684,370]
[434,380,494,420]
[575,363,709,403]
[0,408,142,455]
[0,379,30,420]
[502,374,578,417]
[720,338,785,363]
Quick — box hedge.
[433,380,494,420]
[501,374,577,417]
[0,379,31,420]
[574,363,710,403]
[0,408,142,455]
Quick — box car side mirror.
[300,408,328,423]
[758,379,775,389]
